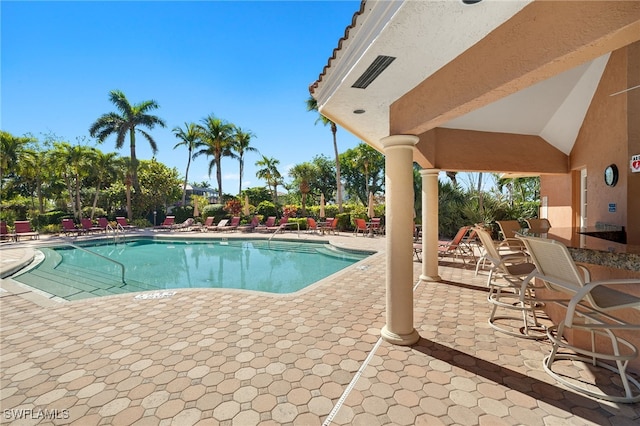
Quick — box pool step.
[12,257,154,301]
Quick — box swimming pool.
[12,238,372,300]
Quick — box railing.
[268,222,300,244]
[39,241,126,284]
[105,223,125,244]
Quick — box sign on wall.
[632,154,640,173]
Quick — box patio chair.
[14,221,39,241]
[473,226,543,339]
[306,217,319,234]
[496,220,527,254]
[1,221,15,241]
[518,234,640,403]
[438,225,474,263]
[525,218,552,234]
[61,219,84,237]
[354,218,369,236]
[370,217,383,235]
[207,219,229,232]
[81,218,104,234]
[116,217,136,230]
[154,216,175,230]
[324,218,339,235]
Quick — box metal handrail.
[39,241,126,284]
[268,221,300,244]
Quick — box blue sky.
[1,0,363,195]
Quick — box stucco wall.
[542,44,638,241]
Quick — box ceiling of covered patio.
[310,0,640,175]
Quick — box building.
[310,0,640,346]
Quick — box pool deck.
[1,229,639,425]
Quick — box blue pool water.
[14,239,371,300]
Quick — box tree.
[172,122,200,206]
[89,89,166,217]
[310,155,337,205]
[340,143,384,205]
[255,155,282,206]
[306,96,343,212]
[194,114,234,200]
[231,126,257,195]
[89,151,119,219]
[288,162,318,216]
[1,131,31,195]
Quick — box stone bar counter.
[522,227,640,271]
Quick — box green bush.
[41,224,61,234]
[336,213,352,231]
[287,218,307,231]
[201,204,226,222]
[256,201,278,218]
[132,218,152,228]
[82,206,107,219]
[32,210,69,228]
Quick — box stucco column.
[420,169,441,282]
[380,135,420,346]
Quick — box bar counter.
[519,227,640,272]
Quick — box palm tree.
[1,131,30,195]
[231,126,257,195]
[255,155,282,206]
[89,150,119,219]
[88,89,166,211]
[288,162,318,216]
[194,114,234,200]
[306,96,343,212]
[172,122,200,205]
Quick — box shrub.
[256,201,277,218]
[336,213,352,231]
[287,217,307,231]
[201,204,226,221]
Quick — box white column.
[380,135,420,346]
[420,169,441,282]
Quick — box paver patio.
[1,231,639,425]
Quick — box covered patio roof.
[310,0,640,174]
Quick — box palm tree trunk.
[75,173,83,220]
[182,155,191,206]
[331,123,343,213]
[238,158,244,196]
[215,156,223,201]
[130,129,141,195]
[91,179,102,219]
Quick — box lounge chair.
[225,216,241,232]
[61,219,84,237]
[155,216,175,230]
[354,218,369,236]
[474,226,541,339]
[173,218,196,232]
[81,218,104,234]
[201,216,215,231]
[207,219,229,232]
[14,220,39,241]
[438,225,474,263]
[97,217,110,231]
[1,221,15,241]
[238,216,260,233]
[116,217,136,230]
[256,216,277,232]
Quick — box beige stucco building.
[310,0,640,346]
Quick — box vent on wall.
[351,55,396,89]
